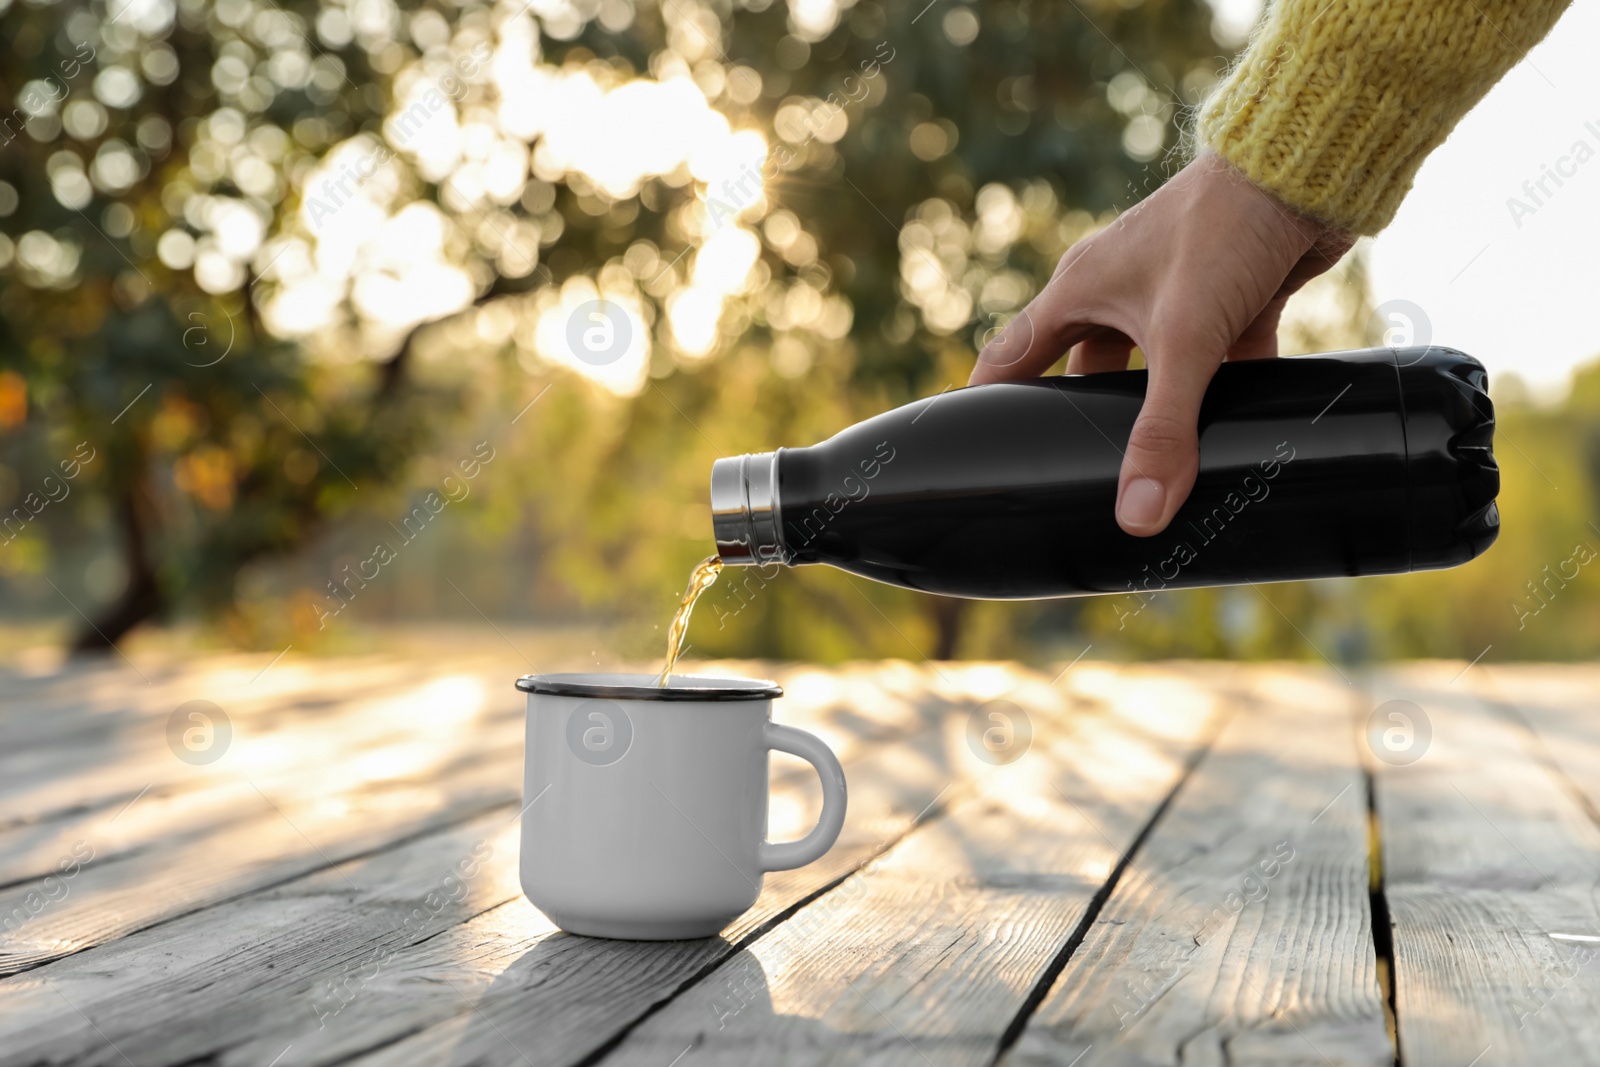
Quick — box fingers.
[1115,336,1222,537]
[1228,300,1284,361]
[969,245,1111,385]
[962,149,1341,532]
[1066,333,1134,375]
[969,304,1100,385]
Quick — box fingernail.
[1119,478,1165,530]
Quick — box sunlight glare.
[667,286,724,359]
[532,278,651,395]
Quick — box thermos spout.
[710,451,789,566]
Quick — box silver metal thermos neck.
[710,451,789,566]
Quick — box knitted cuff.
[1197,0,1572,235]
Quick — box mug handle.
[759,722,848,872]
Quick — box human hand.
[968,153,1354,536]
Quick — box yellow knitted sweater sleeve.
[1197,0,1572,234]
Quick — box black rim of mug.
[515,673,783,702]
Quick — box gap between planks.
[4,661,1247,1067]
[1002,666,1390,1067]
[582,665,1241,1067]
[1369,664,1600,1067]
[0,661,1010,1066]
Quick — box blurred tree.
[0,0,1230,657]
[0,0,471,648]
[499,0,1228,661]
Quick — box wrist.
[1188,151,1351,266]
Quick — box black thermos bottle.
[709,347,1499,599]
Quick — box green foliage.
[0,0,462,643]
[4,0,1593,667]
[0,0,1231,654]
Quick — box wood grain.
[1371,664,1600,1067]
[1003,665,1391,1067]
[0,658,508,840]
[0,747,525,975]
[331,659,1121,1067]
[580,665,1233,1067]
[8,656,1591,1067]
[0,660,560,972]
[0,660,985,1066]
[1472,664,1600,822]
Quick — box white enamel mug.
[515,673,848,940]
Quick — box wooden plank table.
[2,654,1598,1066]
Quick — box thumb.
[1115,342,1219,537]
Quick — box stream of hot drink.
[655,555,723,687]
